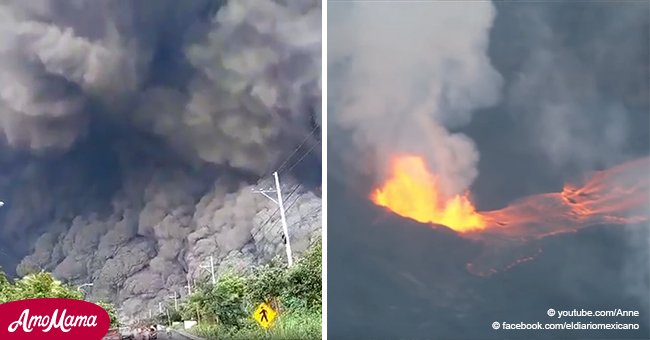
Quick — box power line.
[267,204,321,245]
[275,125,320,175]
[252,136,318,239]
[250,126,320,262]
[255,138,320,233]
[279,139,321,177]
[256,184,301,233]
[252,138,320,231]
[253,189,321,246]
[251,181,303,242]
[253,171,294,266]
[251,190,301,241]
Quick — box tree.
[168,306,183,323]
[246,259,287,307]
[0,267,9,286]
[182,290,210,322]
[12,271,82,300]
[209,273,247,327]
[0,269,121,328]
[284,241,321,310]
[0,267,14,303]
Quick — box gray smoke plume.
[0,0,321,173]
[329,1,502,197]
[502,2,648,175]
[0,0,321,319]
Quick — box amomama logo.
[0,298,110,340]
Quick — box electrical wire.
[275,125,320,175]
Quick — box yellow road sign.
[253,302,277,329]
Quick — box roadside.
[179,242,322,340]
[172,329,205,340]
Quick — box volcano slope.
[328,175,649,339]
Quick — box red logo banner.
[0,298,110,340]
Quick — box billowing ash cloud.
[0,0,321,319]
[502,2,649,175]
[0,0,321,173]
[328,1,502,197]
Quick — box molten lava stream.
[371,155,650,276]
[479,156,650,240]
[371,155,649,238]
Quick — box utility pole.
[253,171,294,267]
[167,291,178,311]
[199,256,216,285]
[185,278,192,295]
[158,302,163,314]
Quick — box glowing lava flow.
[371,155,485,232]
[465,157,649,276]
[479,156,650,240]
[371,155,650,276]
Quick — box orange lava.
[478,156,650,240]
[467,156,650,276]
[371,155,485,232]
[371,154,649,276]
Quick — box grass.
[190,309,321,340]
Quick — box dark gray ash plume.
[0,0,321,319]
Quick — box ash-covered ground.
[0,0,321,318]
[328,1,649,339]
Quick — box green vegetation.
[162,241,321,340]
[95,300,120,327]
[0,268,119,327]
[191,309,321,340]
[0,270,83,303]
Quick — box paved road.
[126,331,192,340]
[158,330,197,340]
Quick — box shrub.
[283,242,321,310]
[246,259,287,307]
[185,241,322,339]
[95,300,120,327]
[209,272,247,327]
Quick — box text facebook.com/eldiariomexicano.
[491,308,641,331]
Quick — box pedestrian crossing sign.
[253,302,277,329]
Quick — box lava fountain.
[370,155,485,232]
[371,154,650,276]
